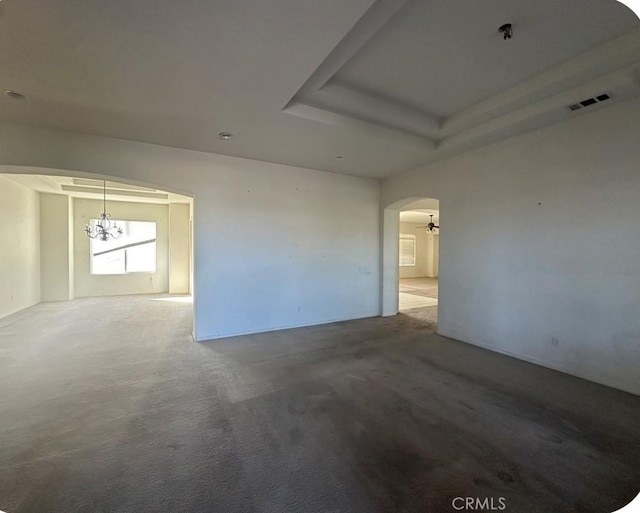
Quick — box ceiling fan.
[416,214,439,232]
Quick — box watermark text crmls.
[452,497,507,511]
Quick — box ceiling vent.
[568,93,611,112]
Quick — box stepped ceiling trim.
[284,1,640,161]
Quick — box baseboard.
[438,330,639,397]
[0,299,42,321]
[193,311,378,342]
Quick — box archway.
[381,196,441,330]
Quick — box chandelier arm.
[85,181,122,239]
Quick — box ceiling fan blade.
[434,225,440,229]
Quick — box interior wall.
[0,126,380,340]
[40,193,73,301]
[168,203,191,295]
[73,198,169,298]
[0,176,40,318]
[191,163,379,339]
[432,234,439,276]
[69,198,75,298]
[383,97,640,395]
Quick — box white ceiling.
[0,0,639,179]
[3,174,191,204]
[399,209,439,224]
[334,0,638,117]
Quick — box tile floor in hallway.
[399,276,439,312]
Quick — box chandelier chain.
[84,180,123,241]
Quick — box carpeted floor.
[399,277,439,330]
[1,295,639,512]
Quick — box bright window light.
[399,233,416,267]
[90,220,157,275]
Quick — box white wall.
[192,162,379,339]
[0,176,40,318]
[40,193,73,301]
[383,97,640,395]
[0,125,380,340]
[73,198,169,298]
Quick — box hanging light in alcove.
[84,181,123,241]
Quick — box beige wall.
[432,234,439,276]
[169,203,191,294]
[73,198,169,297]
[399,222,438,278]
[40,193,73,301]
[0,176,40,318]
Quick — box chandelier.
[85,181,123,241]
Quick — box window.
[90,220,157,275]
[399,233,416,267]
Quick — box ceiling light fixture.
[416,214,440,233]
[498,23,513,40]
[84,181,123,241]
[3,90,27,100]
[218,132,233,140]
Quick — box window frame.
[89,219,158,276]
[399,233,417,267]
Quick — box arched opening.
[381,196,441,331]
[0,166,195,337]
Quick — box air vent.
[568,93,611,112]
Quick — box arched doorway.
[381,196,441,330]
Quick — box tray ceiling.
[0,0,638,179]
[333,0,637,118]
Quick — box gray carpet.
[399,305,438,332]
[1,296,639,512]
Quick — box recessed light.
[4,90,27,100]
[218,132,233,140]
